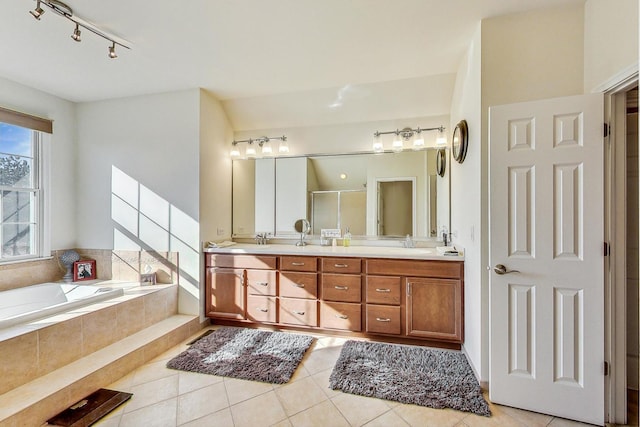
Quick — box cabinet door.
[406,277,462,342]
[205,267,245,320]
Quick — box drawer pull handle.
[291,262,305,266]
[256,282,269,286]
[259,308,268,312]
[334,264,348,268]
[293,311,306,315]
[375,288,391,293]
[334,286,348,290]
[294,283,306,288]
[375,317,391,322]
[336,314,348,319]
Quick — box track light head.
[30,1,44,20]
[108,42,117,59]
[71,24,81,42]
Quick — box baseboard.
[461,344,486,390]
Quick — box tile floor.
[92,328,601,427]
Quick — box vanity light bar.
[230,135,288,158]
[372,126,446,153]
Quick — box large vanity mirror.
[232,149,449,240]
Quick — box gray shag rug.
[329,340,491,416]
[166,327,314,384]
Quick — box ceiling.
[1,0,584,105]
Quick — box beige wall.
[450,24,484,380]
[584,0,639,92]
[199,89,234,243]
[452,3,586,382]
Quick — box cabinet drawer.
[365,259,463,279]
[366,276,401,305]
[321,258,362,274]
[320,302,361,331]
[246,269,277,296]
[247,295,277,323]
[280,272,318,299]
[366,305,401,335]
[280,298,318,327]
[321,274,361,302]
[281,256,318,272]
[206,254,277,270]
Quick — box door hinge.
[603,242,610,256]
[604,361,610,376]
[604,123,610,138]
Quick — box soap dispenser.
[343,227,351,247]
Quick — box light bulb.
[412,135,425,150]
[261,141,273,156]
[372,136,384,153]
[230,145,240,157]
[71,24,81,42]
[108,42,117,59]
[392,136,403,152]
[436,129,447,145]
[246,144,257,158]
[278,140,289,153]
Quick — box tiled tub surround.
[0,282,203,427]
[0,282,177,395]
[0,249,179,293]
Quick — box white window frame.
[0,125,50,263]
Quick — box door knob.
[494,264,520,275]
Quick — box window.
[0,122,45,262]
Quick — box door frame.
[375,177,417,237]
[603,70,638,424]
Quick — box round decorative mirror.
[436,149,446,177]
[452,120,468,164]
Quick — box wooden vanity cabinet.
[205,254,277,321]
[279,256,319,327]
[205,267,245,320]
[406,277,462,341]
[320,257,362,332]
[205,251,463,346]
[365,259,464,343]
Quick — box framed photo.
[73,260,96,281]
[140,273,157,286]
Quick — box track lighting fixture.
[30,0,45,19]
[108,42,117,59]
[28,0,131,57]
[373,126,446,153]
[71,23,81,42]
[230,136,289,158]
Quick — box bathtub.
[0,282,124,329]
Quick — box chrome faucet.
[441,226,449,247]
[254,233,270,245]
[403,234,415,248]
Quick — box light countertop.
[203,243,464,261]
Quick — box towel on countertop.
[205,241,237,249]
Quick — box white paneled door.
[489,94,604,425]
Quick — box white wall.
[0,76,77,250]
[584,0,639,92]
[223,74,455,131]
[450,25,484,380]
[76,89,202,315]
